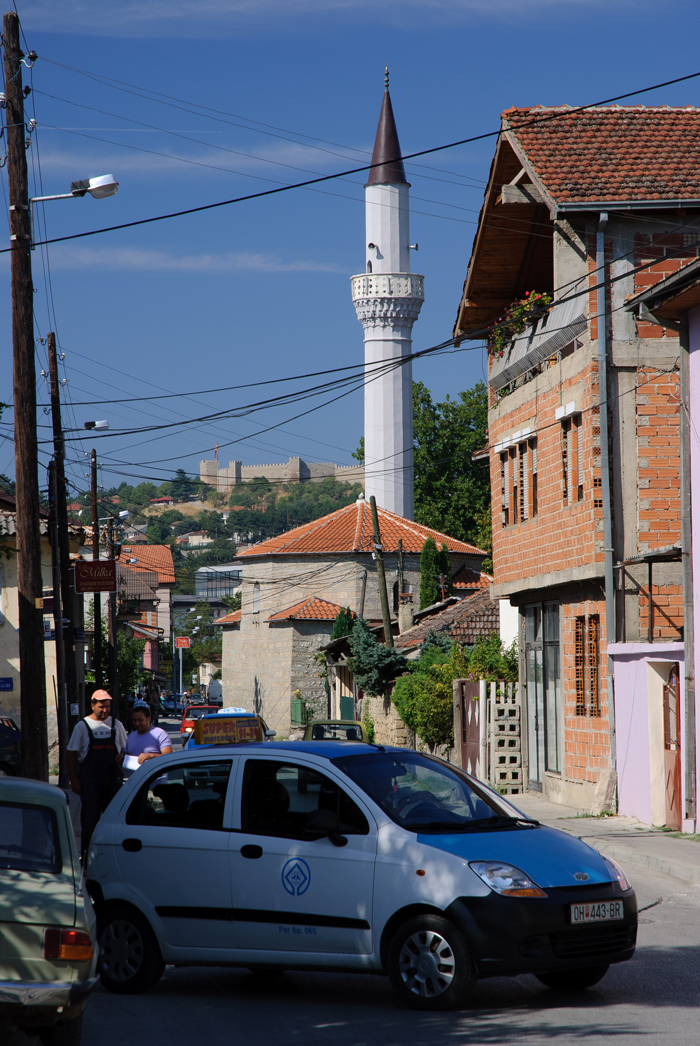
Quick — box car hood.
[416,824,613,888]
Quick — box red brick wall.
[490,356,601,586]
[561,597,611,783]
[633,233,698,338]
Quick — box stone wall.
[200,456,364,493]
[362,694,412,747]
[291,620,334,719]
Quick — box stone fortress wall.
[200,457,364,494]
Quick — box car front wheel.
[536,964,610,991]
[97,905,165,994]
[387,914,476,1010]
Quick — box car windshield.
[185,708,216,720]
[0,802,60,872]
[332,751,528,832]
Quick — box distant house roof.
[150,497,174,504]
[238,500,485,559]
[394,589,499,653]
[117,544,175,585]
[267,597,345,622]
[452,567,492,593]
[214,609,241,625]
[67,503,83,512]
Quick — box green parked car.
[0,777,98,1045]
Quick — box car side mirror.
[304,808,347,847]
[265,729,276,738]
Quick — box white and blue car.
[86,741,637,1010]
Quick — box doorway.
[523,604,561,789]
[663,664,682,830]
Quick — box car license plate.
[571,901,624,924]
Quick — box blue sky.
[2,0,699,497]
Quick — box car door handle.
[241,844,263,859]
[122,838,142,852]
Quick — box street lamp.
[29,174,119,248]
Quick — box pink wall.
[689,307,700,827]
[609,643,684,824]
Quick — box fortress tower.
[351,72,424,519]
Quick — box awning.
[488,296,587,392]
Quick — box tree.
[177,601,223,664]
[147,517,172,544]
[419,538,439,609]
[347,619,407,697]
[331,607,354,640]
[437,543,453,601]
[467,633,518,682]
[170,469,195,501]
[413,380,490,550]
[352,436,364,465]
[392,643,470,751]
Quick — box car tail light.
[44,928,94,961]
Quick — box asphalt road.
[8,860,700,1046]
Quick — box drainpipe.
[596,213,617,777]
[679,321,696,824]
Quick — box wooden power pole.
[90,449,104,688]
[47,333,80,738]
[5,12,48,779]
[369,496,394,648]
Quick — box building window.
[500,452,509,527]
[500,438,537,527]
[561,414,583,506]
[575,616,585,715]
[509,446,518,524]
[574,613,600,717]
[529,438,538,517]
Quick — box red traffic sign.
[175,636,191,649]
[75,560,117,593]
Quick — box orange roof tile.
[117,544,175,585]
[452,567,492,592]
[504,105,700,205]
[238,501,485,558]
[267,597,346,622]
[214,609,241,625]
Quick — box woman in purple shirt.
[122,701,173,776]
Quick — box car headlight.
[601,853,632,891]
[469,861,547,898]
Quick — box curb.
[581,836,700,887]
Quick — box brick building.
[454,105,697,815]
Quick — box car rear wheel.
[97,905,165,994]
[38,1013,83,1046]
[387,914,476,1011]
[536,964,610,991]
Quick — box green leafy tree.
[331,607,354,640]
[178,601,223,664]
[392,643,470,751]
[117,630,147,694]
[419,538,439,610]
[468,633,518,682]
[347,619,407,697]
[222,591,242,611]
[147,517,172,544]
[437,543,453,601]
[352,436,364,465]
[413,380,490,551]
[170,469,196,501]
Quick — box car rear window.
[0,802,61,873]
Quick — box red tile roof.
[238,501,485,558]
[395,589,499,651]
[452,567,492,592]
[504,105,700,205]
[117,544,175,585]
[214,609,241,625]
[267,597,346,622]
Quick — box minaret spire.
[350,77,424,520]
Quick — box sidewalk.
[515,791,700,887]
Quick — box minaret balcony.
[351,272,424,303]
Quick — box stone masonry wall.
[291,620,334,719]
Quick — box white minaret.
[351,71,424,520]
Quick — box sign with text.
[175,636,191,649]
[75,560,117,593]
[193,716,262,746]
[0,678,13,691]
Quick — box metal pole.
[680,320,696,823]
[596,213,617,775]
[90,449,104,688]
[107,519,119,718]
[5,11,48,780]
[47,333,79,736]
[48,461,67,786]
[369,496,394,648]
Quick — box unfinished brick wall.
[633,233,698,339]
[561,597,611,784]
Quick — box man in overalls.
[66,690,127,862]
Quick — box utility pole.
[369,495,394,648]
[90,449,104,688]
[5,11,48,779]
[106,518,120,717]
[47,333,80,734]
[47,460,67,785]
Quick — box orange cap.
[91,689,112,702]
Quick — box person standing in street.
[66,690,127,861]
[121,701,173,777]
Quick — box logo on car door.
[282,857,311,896]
